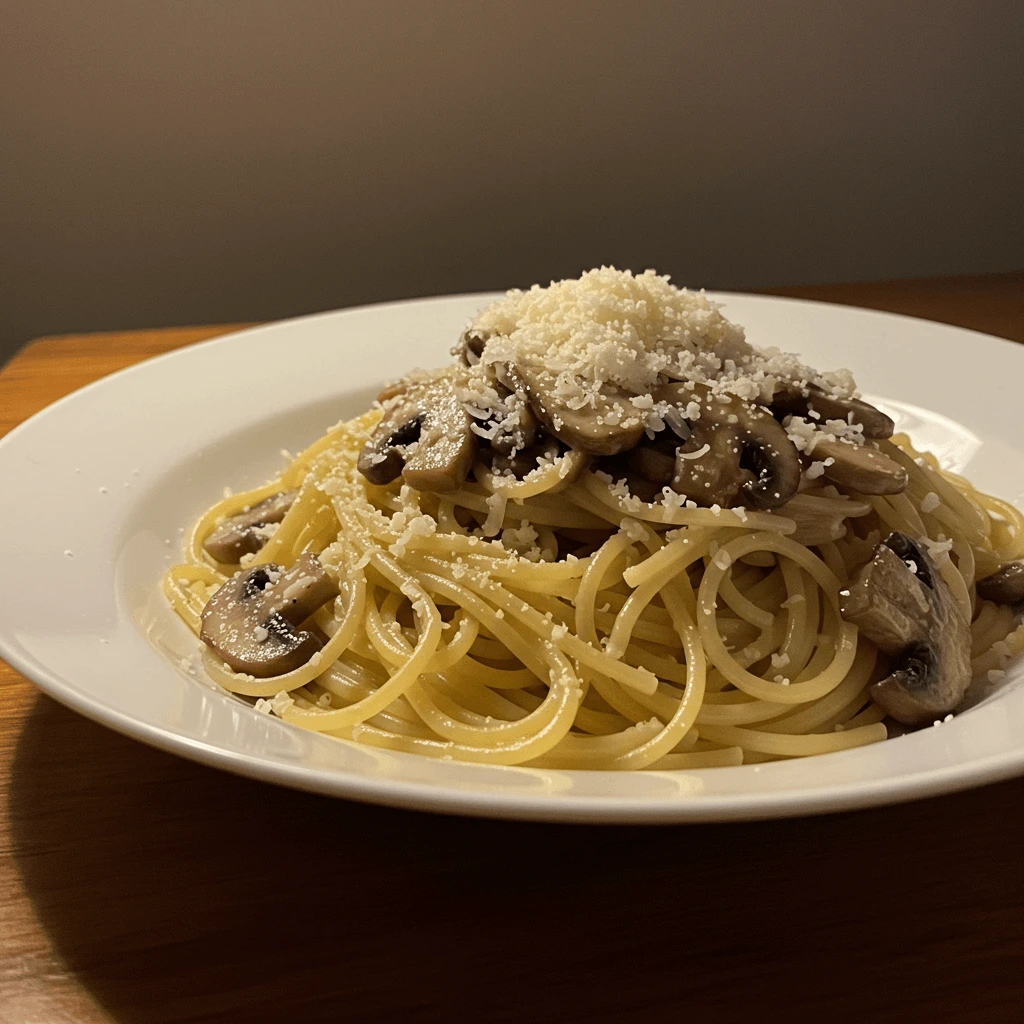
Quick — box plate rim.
[8,635,1024,824]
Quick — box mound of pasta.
[164,268,1024,770]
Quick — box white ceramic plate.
[2,293,1023,823]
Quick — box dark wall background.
[2,0,1023,364]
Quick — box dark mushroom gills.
[840,532,972,725]
[199,552,339,677]
[358,369,476,492]
[655,383,803,510]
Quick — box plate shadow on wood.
[10,694,1024,1024]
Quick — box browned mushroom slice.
[200,552,339,677]
[496,362,647,457]
[627,438,678,488]
[358,368,476,492]
[453,328,489,367]
[202,490,298,563]
[486,386,540,458]
[812,438,909,495]
[840,532,972,725]
[976,562,1024,605]
[653,384,802,510]
[490,437,561,479]
[591,452,665,503]
[771,383,894,439]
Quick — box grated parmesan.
[465,268,857,447]
[713,549,733,571]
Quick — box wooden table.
[2,275,1023,1024]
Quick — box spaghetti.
[163,270,1024,770]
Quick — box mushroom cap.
[654,383,802,510]
[771,383,894,439]
[976,562,1024,605]
[202,490,298,564]
[490,437,562,480]
[454,328,489,367]
[496,361,647,457]
[199,552,339,678]
[358,368,476,492]
[840,532,972,725]
[813,438,909,495]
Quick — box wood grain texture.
[0,325,256,439]
[1,278,1023,1024]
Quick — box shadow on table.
[10,694,1024,1024]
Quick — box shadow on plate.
[10,694,1024,1024]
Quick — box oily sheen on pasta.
[163,269,1024,770]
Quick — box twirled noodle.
[163,409,1024,770]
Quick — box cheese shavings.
[472,267,752,397]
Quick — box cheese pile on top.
[469,266,856,409]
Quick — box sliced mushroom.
[812,438,909,495]
[454,328,489,367]
[495,362,647,457]
[487,387,539,458]
[653,384,802,509]
[976,562,1024,605]
[358,368,476,492]
[596,463,665,503]
[840,532,972,725]
[627,437,678,487]
[200,552,339,677]
[203,490,298,563]
[490,437,561,479]
[771,383,894,439]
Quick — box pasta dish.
[163,269,1024,770]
